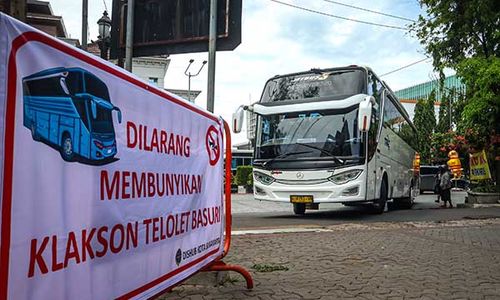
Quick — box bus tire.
[31,123,40,141]
[60,133,74,162]
[293,203,306,215]
[399,184,415,209]
[372,180,387,214]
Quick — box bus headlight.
[328,169,362,185]
[254,171,275,185]
[93,140,104,149]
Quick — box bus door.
[377,90,396,198]
[71,95,91,158]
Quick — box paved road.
[163,218,500,299]
[156,191,500,299]
[230,191,500,230]
[231,191,466,215]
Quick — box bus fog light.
[254,171,275,185]
[342,186,359,196]
[328,169,362,185]
[255,186,266,195]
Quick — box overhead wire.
[269,0,408,31]
[321,0,415,22]
[380,57,431,77]
[102,0,108,12]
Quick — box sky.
[48,0,445,145]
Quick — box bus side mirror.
[232,105,246,133]
[114,107,122,124]
[60,78,70,95]
[91,101,97,119]
[358,96,374,132]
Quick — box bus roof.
[23,67,88,81]
[271,65,368,79]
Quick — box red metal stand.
[202,120,254,289]
[203,261,254,289]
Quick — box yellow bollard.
[447,150,462,178]
[413,152,420,175]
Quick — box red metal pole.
[202,120,253,290]
[222,120,232,257]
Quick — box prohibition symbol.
[205,125,220,166]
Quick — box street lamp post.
[97,11,111,60]
[184,59,207,102]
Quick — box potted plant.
[230,174,238,194]
[467,179,500,204]
[235,166,253,194]
[246,172,254,193]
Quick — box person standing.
[434,166,442,203]
[440,165,453,208]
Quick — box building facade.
[395,75,466,121]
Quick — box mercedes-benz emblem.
[296,172,304,179]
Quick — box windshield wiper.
[295,142,345,165]
[262,150,311,167]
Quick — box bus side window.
[368,72,383,105]
[25,76,67,97]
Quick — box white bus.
[233,66,418,214]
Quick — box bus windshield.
[91,105,114,134]
[256,107,364,166]
[260,69,365,103]
[85,74,110,101]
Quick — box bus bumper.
[253,172,367,204]
[93,145,116,159]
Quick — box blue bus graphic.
[23,67,122,164]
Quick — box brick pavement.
[159,219,500,299]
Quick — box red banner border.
[0,30,223,300]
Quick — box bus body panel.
[249,66,418,209]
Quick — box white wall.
[132,57,170,88]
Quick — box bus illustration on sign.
[22,67,122,164]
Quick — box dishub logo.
[175,248,182,266]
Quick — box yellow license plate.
[290,195,313,203]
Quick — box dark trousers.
[441,188,451,203]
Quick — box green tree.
[412,0,500,72]
[436,91,450,133]
[413,92,437,163]
[447,87,467,127]
[413,0,500,185]
[456,57,500,148]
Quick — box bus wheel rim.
[64,139,72,155]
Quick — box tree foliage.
[430,131,468,164]
[414,0,500,185]
[456,57,500,149]
[413,92,437,163]
[435,91,450,134]
[412,0,500,72]
[235,166,253,187]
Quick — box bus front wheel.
[60,134,74,162]
[372,181,388,214]
[31,123,40,141]
[293,203,306,215]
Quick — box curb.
[458,203,500,208]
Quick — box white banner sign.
[0,13,225,299]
